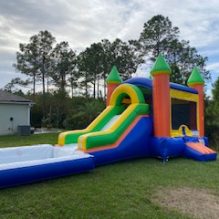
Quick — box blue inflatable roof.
[124,77,198,94]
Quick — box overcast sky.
[0,0,218,95]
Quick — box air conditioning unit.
[17,125,31,136]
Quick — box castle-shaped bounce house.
[0,55,217,188]
[58,54,217,164]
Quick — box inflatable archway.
[109,83,145,106]
[78,83,149,151]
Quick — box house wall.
[0,103,31,135]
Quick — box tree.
[63,97,105,129]
[4,77,31,93]
[78,42,104,98]
[139,15,209,84]
[14,30,55,95]
[78,39,143,98]
[100,38,143,97]
[14,37,40,95]
[50,41,77,94]
[139,15,179,57]
[101,38,143,80]
[77,52,93,97]
[69,68,80,98]
[166,39,209,83]
[34,31,56,95]
[14,30,56,118]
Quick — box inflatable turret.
[106,66,122,106]
[187,67,205,137]
[150,54,171,137]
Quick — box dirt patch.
[152,187,219,219]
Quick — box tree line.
[6,15,209,98]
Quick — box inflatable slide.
[58,84,153,165]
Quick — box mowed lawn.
[0,133,219,219]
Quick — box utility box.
[17,125,31,136]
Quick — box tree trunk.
[33,73,36,96]
[85,72,88,97]
[42,56,46,119]
[60,72,65,94]
[93,73,96,99]
[97,75,99,98]
[71,83,74,98]
[85,83,88,97]
[103,72,106,99]
[42,63,45,95]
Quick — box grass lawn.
[0,133,219,219]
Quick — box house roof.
[0,90,33,104]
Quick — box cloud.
[0,0,218,94]
[207,62,219,71]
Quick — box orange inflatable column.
[106,66,122,106]
[150,55,171,137]
[187,67,205,137]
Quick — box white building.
[0,90,33,135]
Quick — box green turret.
[187,67,204,86]
[106,66,122,106]
[150,54,171,76]
[106,66,122,84]
[187,67,205,137]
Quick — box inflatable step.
[184,142,217,161]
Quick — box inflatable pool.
[0,144,94,188]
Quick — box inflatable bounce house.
[0,55,217,188]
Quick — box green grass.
[0,133,58,147]
[0,134,218,219]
